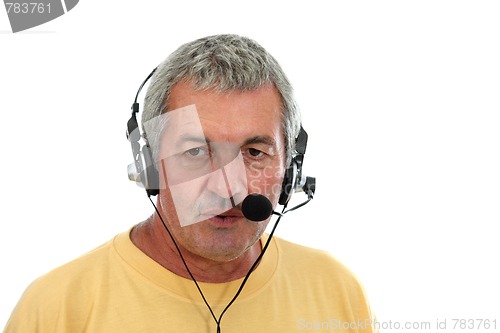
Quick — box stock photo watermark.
[3,0,79,33]
[297,317,498,331]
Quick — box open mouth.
[204,208,244,226]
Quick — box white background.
[1,1,499,330]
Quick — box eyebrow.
[176,134,277,148]
[177,134,208,145]
[242,135,277,147]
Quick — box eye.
[185,147,208,157]
[179,146,211,170]
[247,148,264,158]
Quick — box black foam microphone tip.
[242,194,274,222]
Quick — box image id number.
[452,318,497,330]
[5,2,51,14]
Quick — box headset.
[125,66,316,333]
[126,68,160,197]
[126,67,315,204]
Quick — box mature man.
[4,34,376,332]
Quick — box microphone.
[242,179,315,222]
[242,194,274,222]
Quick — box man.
[4,34,376,332]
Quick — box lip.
[201,208,245,228]
[200,207,244,218]
[207,215,242,227]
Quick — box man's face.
[156,81,286,262]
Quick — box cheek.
[158,159,206,205]
[158,189,179,224]
[158,177,208,227]
[246,164,285,200]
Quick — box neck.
[130,216,262,283]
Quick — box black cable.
[148,196,286,333]
[215,206,285,331]
[282,196,312,215]
[148,196,218,323]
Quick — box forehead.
[166,81,284,135]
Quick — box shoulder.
[37,237,114,285]
[3,235,121,332]
[274,236,350,271]
[273,236,366,291]
[16,235,117,309]
[272,236,376,321]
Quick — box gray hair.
[142,34,301,166]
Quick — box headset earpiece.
[126,111,160,196]
[278,126,308,205]
[278,161,298,205]
[126,68,160,197]
[140,144,160,197]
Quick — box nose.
[205,151,247,204]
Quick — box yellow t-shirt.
[4,231,376,332]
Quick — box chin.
[203,251,245,263]
[190,229,262,262]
